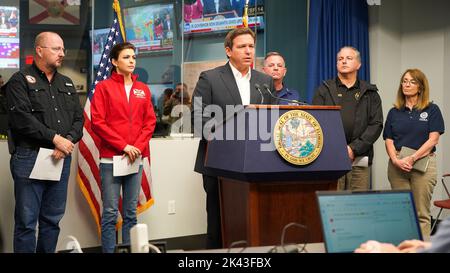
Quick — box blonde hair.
[394,69,430,111]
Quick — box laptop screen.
[316,190,423,253]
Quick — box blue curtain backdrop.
[306,0,370,103]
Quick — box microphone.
[254,83,264,104]
[262,83,308,105]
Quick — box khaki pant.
[387,154,437,240]
[338,166,370,191]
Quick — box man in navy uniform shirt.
[262,52,301,105]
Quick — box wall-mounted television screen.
[123,3,175,54]
[0,6,19,38]
[90,27,110,65]
[0,6,19,68]
[183,0,264,34]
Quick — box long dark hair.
[109,42,136,72]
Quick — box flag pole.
[113,0,126,42]
[242,0,249,28]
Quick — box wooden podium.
[204,105,351,247]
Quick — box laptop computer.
[316,190,423,253]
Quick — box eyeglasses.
[401,79,418,85]
[40,46,67,55]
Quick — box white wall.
[135,138,206,240]
[0,70,17,83]
[0,138,206,253]
[369,0,402,190]
[369,0,450,218]
[0,142,14,253]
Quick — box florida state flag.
[29,0,80,25]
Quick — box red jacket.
[91,72,156,158]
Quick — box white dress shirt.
[229,62,251,105]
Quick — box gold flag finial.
[113,0,127,41]
[242,0,249,27]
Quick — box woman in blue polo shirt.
[383,68,445,240]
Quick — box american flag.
[77,0,153,233]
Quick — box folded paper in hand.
[352,156,369,167]
[29,148,64,181]
[113,156,141,177]
[399,146,429,173]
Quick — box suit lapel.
[249,71,262,104]
[220,63,242,105]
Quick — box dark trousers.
[202,175,222,249]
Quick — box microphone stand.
[254,83,264,104]
[261,83,308,105]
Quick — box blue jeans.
[100,163,142,253]
[11,146,71,253]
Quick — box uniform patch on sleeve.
[25,75,36,84]
[65,82,74,87]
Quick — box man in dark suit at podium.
[191,27,273,249]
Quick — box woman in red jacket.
[91,42,156,253]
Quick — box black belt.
[15,145,40,151]
[14,140,49,151]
